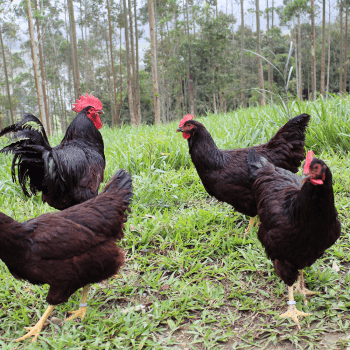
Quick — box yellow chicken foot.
[15,305,55,342]
[244,216,258,235]
[280,286,310,329]
[293,270,317,305]
[66,285,89,321]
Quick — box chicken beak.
[98,110,104,115]
[301,173,311,184]
[176,127,183,132]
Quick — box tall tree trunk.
[320,0,326,96]
[326,0,331,96]
[154,0,163,120]
[185,0,195,115]
[123,0,136,125]
[293,17,299,99]
[106,0,118,126]
[160,29,167,120]
[212,61,216,113]
[105,33,114,127]
[119,22,124,122]
[307,56,310,99]
[345,6,348,92]
[272,0,274,27]
[0,25,14,124]
[128,0,139,125]
[64,0,74,121]
[340,1,343,94]
[298,14,302,100]
[271,0,274,82]
[84,0,89,92]
[134,0,141,124]
[27,0,47,130]
[67,0,81,98]
[256,0,265,105]
[148,0,161,125]
[34,0,51,135]
[311,0,317,100]
[266,0,271,90]
[240,0,245,107]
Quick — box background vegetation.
[0,0,349,130]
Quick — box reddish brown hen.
[247,149,340,328]
[0,169,132,342]
[177,114,310,230]
[0,93,105,210]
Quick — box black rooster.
[0,93,105,210]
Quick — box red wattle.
[87,112,103,129]
[183,132,190,139]
[94,115,103,129]
[311,178,323,185]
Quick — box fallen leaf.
[121,304,146,314]
[51,317,63,326]
[332,261,340,272]
[130,224,138,232]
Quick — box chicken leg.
[293,270,317,305]
[280,285,310,329]
[15,305,55,342]
[244,216,259,235]
[66,285,89,321]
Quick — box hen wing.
[22,215,107,261]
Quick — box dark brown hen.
[0,169,132,342]
[177,114,310,229]
[0,94,105,210]
[247,149,340,327]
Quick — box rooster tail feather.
[101,169,133,204]
[0,124,17,138]
[0,114,51,151]
[0,114,52,197]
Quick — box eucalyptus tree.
[280,0,309,100]
[26,0,48,131]
[148,0,160,125]
[67,0,81,98]
[0,24,14,123]
[256,0,265,106]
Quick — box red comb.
[179,114,193,127]
[72,93,103,113]
[303,150,314,174]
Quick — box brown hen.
[177,114,310,231]
[0,169,132,342]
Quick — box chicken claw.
[67,306,88,321]
[280,286,310,329]
[66,285,89,322]
[280,304,310,329]
[293,270,317,305]
[15,305,55,342]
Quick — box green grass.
[1,96,350,349]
